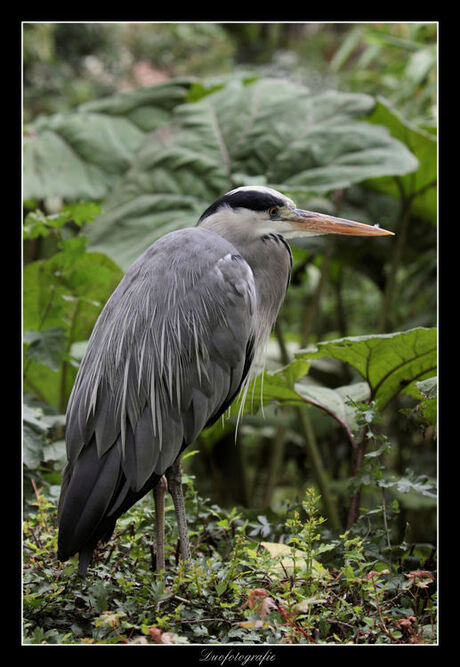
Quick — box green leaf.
[79,78,194,132]
[24,115,143,201]
[280,358,311,388]
[23,252,123,408]
[363,97,437,223]
[23,403,49,469]
[236,330,435,442]
[60,201,102,226]
[300,327,437,409]
[24,327,67,371]
[379,472,436,499]
[23,79,193,202]
[87,78,418,270]
[234,360,369,440]
[330,26,366,72]
[234,369,303,417]
[23,203,102,239]
[24,252,122,338]
[295,381,370,435]
[23,210,55,239]
[88,581,109,614]
[23,426,45,469]
[405,46,436,87]
[215,580,228,596]
[42,439,66,464]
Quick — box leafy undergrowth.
[23,478,437,645]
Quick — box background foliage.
[23,22,437,645]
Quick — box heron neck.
[202,215,291,329]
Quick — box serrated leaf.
[61,201,102,226]
[379,473,436,499]
[300,327,436,409]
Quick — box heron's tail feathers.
[57,438,123,574]
[57,434,163,575]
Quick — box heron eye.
[269,207,279,218]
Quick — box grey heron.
[57,186,393,575]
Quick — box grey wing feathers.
[58,228,256,565]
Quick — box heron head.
[198,186,394,239]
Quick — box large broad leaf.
[231,358,311,418]
[23,79,193,202]
[229,329,435,448]
[299,327,437,409]
[77,80,194,132]
[231,357,368,442]
[363,97,437,224]
[23,251,123,408]
[87,78,418,270]
[295,381,370,437]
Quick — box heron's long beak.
[287,208,394,237]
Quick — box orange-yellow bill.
[291,208,394,237]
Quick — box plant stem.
[274,320,289,361]
[371,577,399,642]
[59,298,81,414]
[274,321,340,531]
[297,407,340,531]
[346,426,367,529]
[262,423,286,507]
[378,176,436,333]
[381,488,392,560]
[334,266,348,337]
[378,187,410,332]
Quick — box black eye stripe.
[199,191,287,223]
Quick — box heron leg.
[166,456,191,563]
[153,475,168,571]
